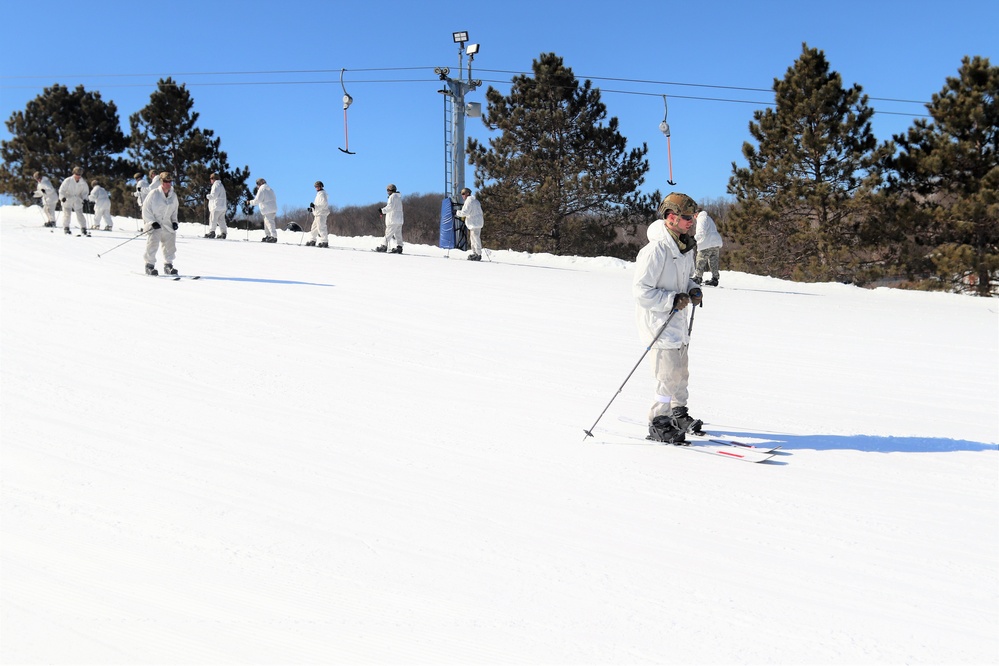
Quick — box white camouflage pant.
[648,345,689,422]
[38,199,56,223]
[93,203,112,230]
[60,198,87,230]
[144,228,177,267]
[262,213,276,238]
[310,213,329,242]
[384,223,403,248]
[208,208,228,234]
[467,227,482,255]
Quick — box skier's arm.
[633,246,680,313]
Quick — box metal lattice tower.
[435,33,481,203]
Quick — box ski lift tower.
[435,31,481,203]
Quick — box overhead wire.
[0,65,932,117]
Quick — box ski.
[133,272,201,281]
[685,432,782,453]
[592,429,776,463]
[618,415,782,453]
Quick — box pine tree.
[727,44,892,282]
[889,56,998,296]
[129,78,251,223]
[467,53,649,255]
[0,84,129,205]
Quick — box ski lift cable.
[339,69,355,155]
[659,95,676,186]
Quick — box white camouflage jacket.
[632,220,699,349]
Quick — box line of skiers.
[34,168,489,260]
[34,166,495,274]
[33,167,114,236]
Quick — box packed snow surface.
[2,206,997,664]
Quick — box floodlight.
[466,43,480,55]
[452,31,468,43]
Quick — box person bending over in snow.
[250,177,279,243]
[32,171,58,227]
[88,179,113,231]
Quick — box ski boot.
[691,275,702,285]
[390,245,403,254]
[64,227,72,235]
[317,241,329,248]
[374,245,387,252]
[670,406,704,434]
[305,240,316,247]
[706,276,719,287]
[218,232,227,240]
[648,415,687,444]
[204,230,216,239]
[145,263,158,276]
[163,263,178,276]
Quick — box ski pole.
[687,303,697,335]
[96,229,148,258]
[583,307,679,440]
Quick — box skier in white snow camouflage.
[205,173,228,239]
[32,171,58,227]
[88,180,113,231]
[133,172,149,212]
[456,187,484,260]
[141,172,180,276]
[306,181,330,247]
[250,178,278,243]
[693,209,723,286]
[147,169,161,194]
[58,167,90,235]
[633,192,705,442]
[376,184,404,253]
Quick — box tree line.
[0,78,250,225]
[2,48,995,295]
[464,48,996,296]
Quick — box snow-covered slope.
[2,205,996,664]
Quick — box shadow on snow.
[197,276,334,287]
[716,431,997,453]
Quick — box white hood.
[646,219,668,242]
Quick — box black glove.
[308,202,314,211]
[172,222,178,230]
[672,293,690,311]
[41,188,46,193]
[689,288,703,307]
[151,222,161,229]
[61,197,66,202]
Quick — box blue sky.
[1,0,995,212]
